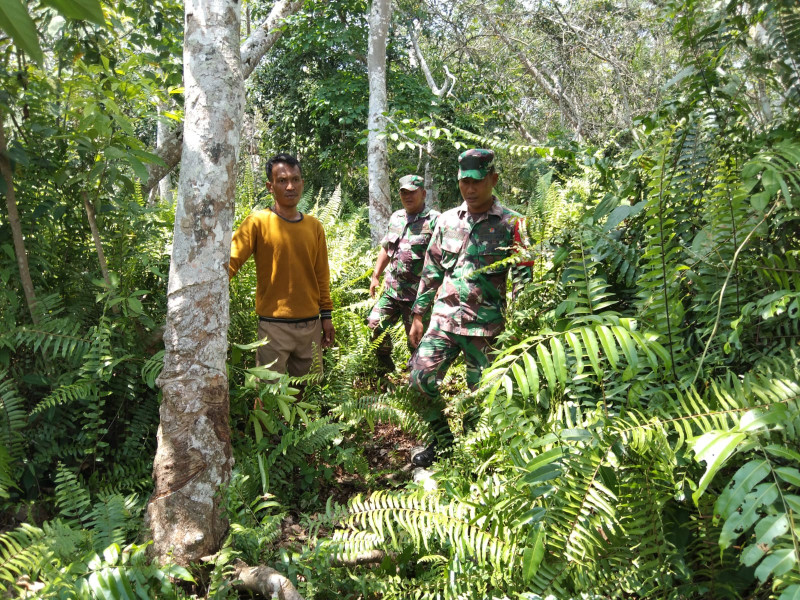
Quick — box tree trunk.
[157,104,173,204]
[82,192,111,288]
[145,0,244,566]
[367,0,392,244]
[0,118,39,324]
[141,0,302,196]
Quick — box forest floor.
[277,416,425,551]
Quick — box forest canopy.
[0,0,799,598]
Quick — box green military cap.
[458,149,495,180]
[399,174,424,191]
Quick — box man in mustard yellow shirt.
[229,153,335,379]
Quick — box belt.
[259,315,320,324]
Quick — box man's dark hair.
[266,153,302,182]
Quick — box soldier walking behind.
[407,149,532,467]
[368,175,440,375]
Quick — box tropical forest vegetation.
[0,0,798,598]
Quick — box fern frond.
[0,370,26,469]
[4,319,90,362]
[333,393,433,444]
[333,490,518,569]
[54,464,92,521]
[0,523,48,595]
[85,494,134,553]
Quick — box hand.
[322,319,335,348]
[408,315,424,348]
[369,275,380,298]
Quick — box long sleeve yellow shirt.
[229,209,333,320]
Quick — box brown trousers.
[257,318,323,379]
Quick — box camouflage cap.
[458,149,495,180]
[399,174,424,191]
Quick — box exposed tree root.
[232,559,304,600]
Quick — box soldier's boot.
[411,404,453,468]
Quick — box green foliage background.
[0,0,799,598]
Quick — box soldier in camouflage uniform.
[368,175,440,374]
[407,149,531,467]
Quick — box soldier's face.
[459,171,498,214]
[399,187,426,215]
[267,162,304,210]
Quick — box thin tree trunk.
[409,21,454,212]
[157,104,173,204]
[145,0,244,566]
[367,0,392,244]
[141,0,302,196]
[0,118,39,324]
[82,191,111,287]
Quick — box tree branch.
[409,21,456,99]
[142,0,303,195]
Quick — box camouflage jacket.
[411,199,523,337]
[380,206,440,303]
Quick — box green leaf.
[550,337,567,386]
[522,352,539,399]
[738,405,786,432]
[579,327,602,376]
[719,483,779,548]
[276,397,291,422]
[511,362,529,399]
[245,365,280,379]
[664,65,697,88]
[0,0,44,64]
[536,343,556,392]
[522,525,545,582]
[754,548,796,582]
[127,157,149,182]
[40,0,105,25]
[715,459,770,522]
[779,585,800,600]
[692,430,747,506]
[775,467,800,487]
[596,325,619,369]
[126,297,143,314]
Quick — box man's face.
[458,171,498,214]
[267,162,304,210]
[399,187,426,215]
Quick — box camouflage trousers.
[409,324,496,398]
[366,293,415,371]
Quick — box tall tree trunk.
[367,0,392,244]
[146,0,244,566]
[0,118,39,324]
[141,0,302,196]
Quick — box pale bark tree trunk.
[146,0,244,566]
[157,104,173,204]
[82,192,111,288]
[149,103,174,205]
[367,0,393,244]
[0,118,39,324]
[141,0,303,196]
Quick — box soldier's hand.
[409,315,424,348]
[369,275,380,298]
